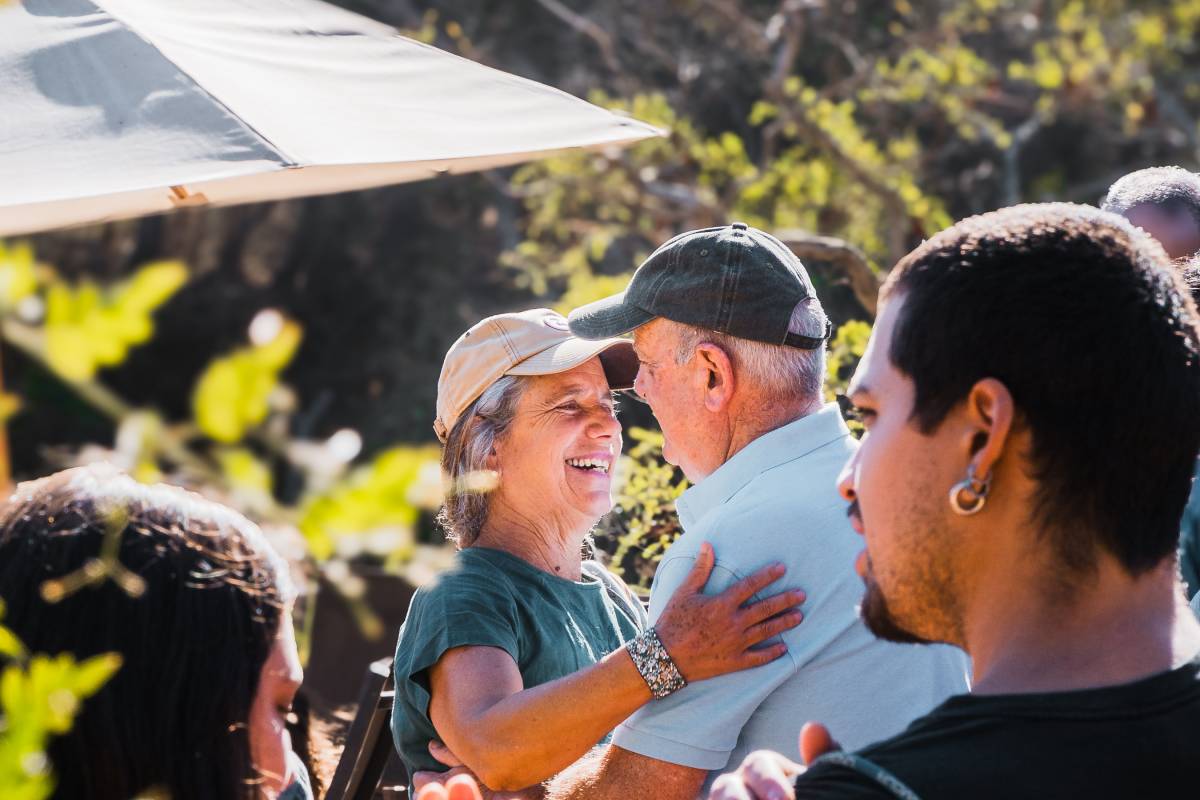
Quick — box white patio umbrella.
[0,0,661,236]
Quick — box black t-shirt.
[796,656,1200,799]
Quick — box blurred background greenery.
[4,0,1200,787]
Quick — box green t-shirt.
[390,546,647,774]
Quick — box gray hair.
[437,375,528,548]
[672,298,829,401]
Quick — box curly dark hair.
[1101,166,1200,229]
[0,463,293,800]
[881,203,1200,578]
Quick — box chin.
[859,580,933,646]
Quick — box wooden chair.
[325,657,408,799]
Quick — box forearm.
[444,649,651,790]
[545,745,705,800]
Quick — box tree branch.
[776,230,881,317]
[532,0,622,77]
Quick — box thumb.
[429,740,465,768]
[677,542,715,594]
[446,775,484,800]
[799,722,841,765]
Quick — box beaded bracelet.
[626,627,687,699]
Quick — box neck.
[719,394,823,470]
[473,495,588,581]
[965,555,1200,695]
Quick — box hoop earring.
[949,466,992,516]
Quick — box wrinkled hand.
[413,741,543,800]
[707,723,841,800]
[656,542,806,682]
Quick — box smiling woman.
[390,309,807,793]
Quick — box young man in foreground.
[711,203,1200,799]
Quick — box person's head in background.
[0,464,307,800]
[839,203,1200,657]
[1101,166,1200,261]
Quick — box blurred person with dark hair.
[393,309,804,795]
[1107,172,1200,603]
[1101,165,1200,260]
[0,463,312,800]
[707,204,1200,799]
[1175,254,1200,602]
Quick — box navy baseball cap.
[567,222,831,348]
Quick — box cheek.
[248,697,290,789]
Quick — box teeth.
[567,458,609,473]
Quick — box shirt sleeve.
[612,548,798,770]
[392,571,522,718]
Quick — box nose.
[836,449,858,503]
[587,405,621,440]
[632,366,648,401]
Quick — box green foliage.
[597,428,689,591]
[298,444,441,563]
[826,320,873,402]
[45,261,187,382]
[0,606,120,800]
[192,317,302,443]
[0,242,39,310]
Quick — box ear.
[960,377,1015,479]
[693,342,736,413]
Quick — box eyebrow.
[546,384,613,402]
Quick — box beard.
[859,561,936,645]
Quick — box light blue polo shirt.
[612,404,970,789]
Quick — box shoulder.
[583,559,649,625]
[408,549,520,615]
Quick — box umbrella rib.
[92,0,300,171]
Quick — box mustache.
[846,499,862,523]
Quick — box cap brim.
[506,337,638,390]
[567,290,657,339]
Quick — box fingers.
[412,770,442,791]
[428,740,465,767]
[742,750,799,800]
[741,589,806,625]
[709,772,755,800]
[743,611,803,646]
[446,774,484,800]
[799,722,842,765]
[739,642,789,668]
[727,562,787,606]
[677,542,716,594]
[417,785,449,800]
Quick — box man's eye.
[557,402,581,413]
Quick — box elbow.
[471,755,540,793]
[476,769,532,793]
[453,742,538,792]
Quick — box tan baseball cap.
[434,308,638,442]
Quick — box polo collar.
[675,403,851,529]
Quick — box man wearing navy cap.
[538,223,969,800]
